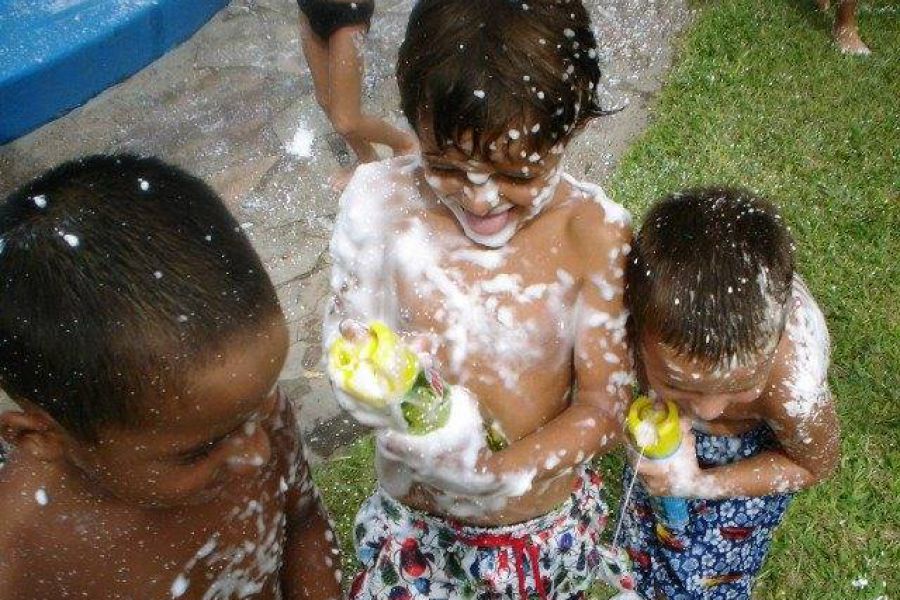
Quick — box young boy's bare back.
[330,153,631,526]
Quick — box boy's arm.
[281,433,342,599]
[638,393,839,499]
[714,386,839,497]
[323,164,397,429]
[484,201,633,480]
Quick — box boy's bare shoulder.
[557,175,633,253]
[762,277,832,420]
[332,156,424,250]
[339,156,421,211]
[0,457,49,586]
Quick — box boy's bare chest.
[28,472,287,599]
[388,216,581,433]
[396,237,576,348]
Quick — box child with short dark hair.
[325,0,634,597]
[621,188,840,599]
[0,155,341,599]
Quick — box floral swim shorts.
[621,426,793,600]
[349,467,610,599]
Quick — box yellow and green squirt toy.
[328,321,419,406]
[328,321,451,435]
[626,395,682,459]
[626,395,690,530]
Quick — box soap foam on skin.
[780,277,831,445]
[424,166,562,248]
[783,278,830,418]
[391,220,572,387]
[377,386,537,518]
[325,157,626,519]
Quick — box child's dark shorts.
[621,426,793,600]
[298,0,374,40]
[349,466,609,599]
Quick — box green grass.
[608,1,898,596]
[314,1,899,597]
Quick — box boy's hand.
[377,430,507,497]
[634,418,709,497]
[376,387,536,499]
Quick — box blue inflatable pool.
[0,0,228,144]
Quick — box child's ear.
[0,408,68,462]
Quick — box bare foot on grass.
[835,25,871,55]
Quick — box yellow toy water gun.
[328,321,450,435]
[328,321,509,451]
[626,395,690,530]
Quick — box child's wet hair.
[626,187,795,367]
[0,155,281,441]
[397,0,608,162]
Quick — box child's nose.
[462,180,500,215]
[224,421,272,475]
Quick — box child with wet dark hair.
[0,155,341,599]
[326,0,634,597]
[621,188,840,599]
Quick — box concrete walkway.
[0,0,691,461]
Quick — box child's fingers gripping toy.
[328,320,509,449]
[626,395,690,531]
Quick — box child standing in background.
[297,0,417,188]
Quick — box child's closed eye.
[177,440,221,465]
[426,164,462,176]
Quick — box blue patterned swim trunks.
[621,426,792,600]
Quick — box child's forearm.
[692,450,832,499]
[282,502,342,600]
[485,404,622,480]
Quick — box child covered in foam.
[324,1,633,596]
[0,156,341,599]
[620,188,840,599]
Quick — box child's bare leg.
[834,0,871,54]
[328,27,417,161]
[299,15,333,118]
[299,16,358,191]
